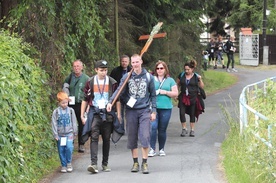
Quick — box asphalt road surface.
[49,66,276,183]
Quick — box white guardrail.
[239,76,276,149]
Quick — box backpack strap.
[146,72,151,82]
[180,71,185,78]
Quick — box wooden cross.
[111,22,165,106]
[138,22,166,57]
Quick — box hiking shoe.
[148,148,156,157]
[189,130,195,137]
[141,163,149,174]
[78,145,85,153]
[67,163,73,172]
[87,164,98,173]
[159,149,166,156]
[226,68,230,72]
[232,68,238,72]
[180,128,188,137]
[131,162,139,172]
[61,166,67,173]
[102,164,111,172]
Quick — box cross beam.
[138,32,167,41]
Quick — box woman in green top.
[148,61,178,157]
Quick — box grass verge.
[203,69,237,95]
[221,78,276,183]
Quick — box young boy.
[51,91,78,173]
[81,60,120,173]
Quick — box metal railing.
[239,76,276,148]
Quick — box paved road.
[50,67,276,183]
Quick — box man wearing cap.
[80,60,120,173]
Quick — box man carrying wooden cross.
[107,22,165,174]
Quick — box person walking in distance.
[81,60,120,173]
[148,60,178,157]
[207,38,216,68]
[107,54,156,174]
[63,59,89,153]
[224,36,238,72]
[216,35,226,69]
[177,60,204,137]
[51,91,78,173]
[110,55,131,132]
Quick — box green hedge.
[0,31,56,182]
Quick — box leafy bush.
[0,31,55,182]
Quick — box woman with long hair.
[148,60,178,157]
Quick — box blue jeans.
[57,133,74,167]
[150,109,172,151]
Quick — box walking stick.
[111,22,164,106]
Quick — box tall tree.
[206,0,233,36]
[228,0,276,33]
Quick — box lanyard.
[156,76,166,89]
[96,76,106,98]
[185,73,194,86]
[186,79,190,85]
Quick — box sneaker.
[87,164,98,173]
[78,145,85,153]
[214,65,217,69]
[232,68,238,72]
[189,130,195,137]
[102,164,111,172]
[61,166,67,173]
[222,65,226,69]
[67,163,73,172]
[141,163,149,174]
[180,128,188,137]
[148,148,156,157]
[131,162,139,172]
[226,68,230,72]
[159,149,166,156]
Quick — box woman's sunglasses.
[156,67,164,70]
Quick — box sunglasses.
[156,67,164,70]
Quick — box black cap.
[95,60,108,68]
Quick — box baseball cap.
[95,60,108,68]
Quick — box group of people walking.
[205,35,237,72]
[51,54,205,175]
